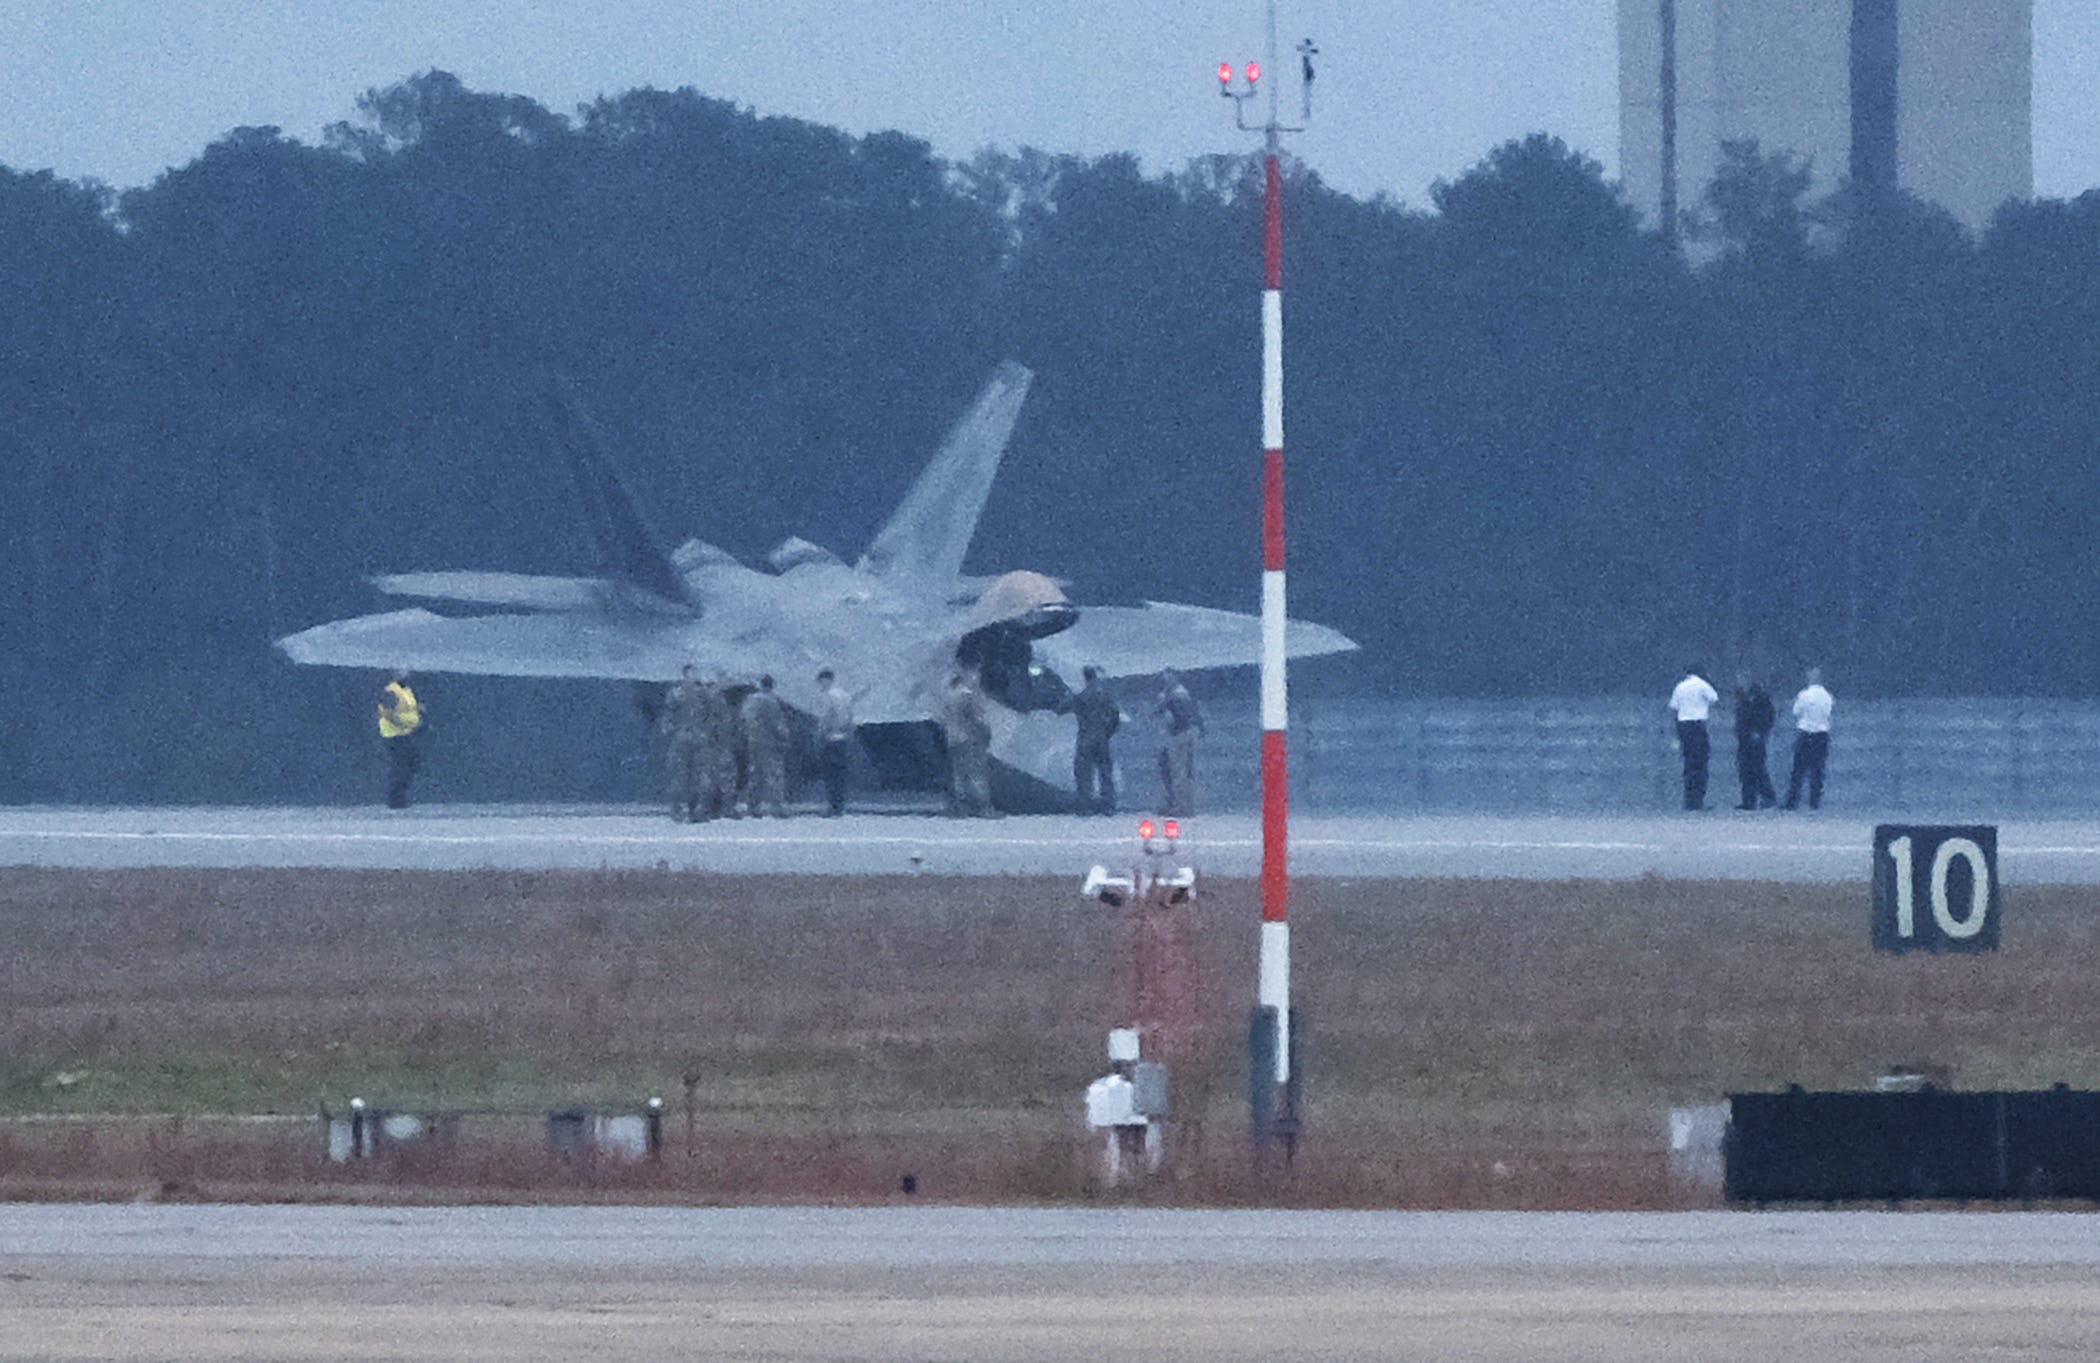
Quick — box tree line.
[1,72,2094,802]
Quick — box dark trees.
[1,78,2095,802]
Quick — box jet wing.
[1038,602,1357,681]
[373,571,684,616]
[275,608,692,681]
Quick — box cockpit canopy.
[961,570,1077,639]
[956,570,1079,714]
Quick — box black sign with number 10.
[1872,825,2000,954]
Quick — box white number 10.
[1885,835,1989,940]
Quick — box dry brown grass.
[2,866,2096,1206]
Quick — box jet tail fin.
[856,361,1032,583]
[539,377,688,606]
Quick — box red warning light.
[1217,62,1234,85]
[1164,820,1181,840]
[1247,61,1262,84]
[1138,819,1157,840]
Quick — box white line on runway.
[6,831,2080,855]
[2,829,1852,855]
[9,829,1042,846]
[4,815,2095,881]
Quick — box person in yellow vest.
[377,670,424,809]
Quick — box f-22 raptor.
[275,363,1356,803]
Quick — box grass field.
[2,866,2096,1206]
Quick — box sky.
[2,1,2095,207]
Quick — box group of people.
[1668,666,1835,812]
[1061,666,1206,817]
[660,666,856,821]
[372,662,1207,818]
[939,665,1204,818]
[394,662,1841,820]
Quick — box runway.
[3,1205,2096,1361]
[3,803,2100,881]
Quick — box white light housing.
[1082,865,1134,906]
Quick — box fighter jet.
[275,362,1357,802]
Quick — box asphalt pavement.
[2,803,2099,881]
[4,1205,2096,1362]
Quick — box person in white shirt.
[1784,667,1835,810]
[814,668,858,817]
[1667,665,1720,811]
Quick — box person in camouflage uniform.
[1154,670,1204,818]
[661,663,717,822]
[739,674,792,818]
[942,669,996,818]
[705,675,742,819]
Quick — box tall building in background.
[1619,0,2032,237]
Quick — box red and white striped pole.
[1222,2,1310,1154]
[1258,131,1290,1092]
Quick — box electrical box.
[1132,1061,1170,1119]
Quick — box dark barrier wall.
[1727,1088,2100,1203]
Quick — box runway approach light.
[1218,62,1233,87]
[1246,62,1262,84]
[1085,815,1197,907]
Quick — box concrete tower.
[1619,0,2032,237]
